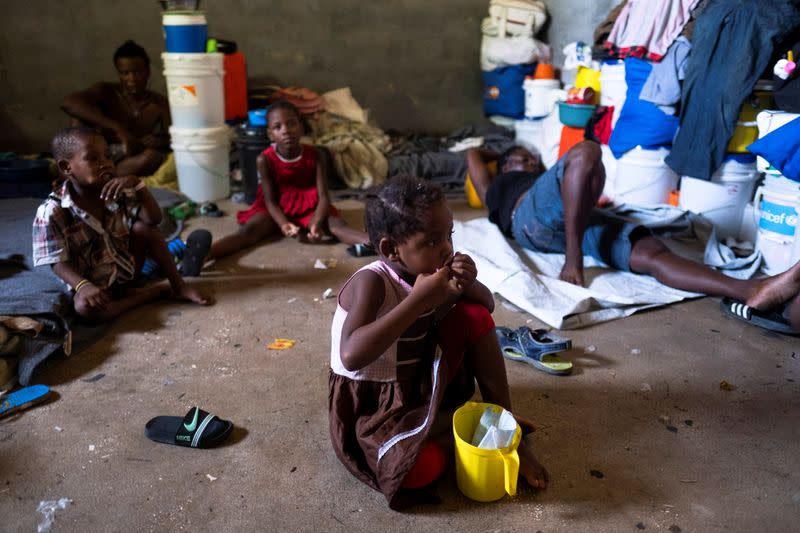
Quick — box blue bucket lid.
[724,153,756,163]
[248,109,267,127]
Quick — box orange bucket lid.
[533,63,556,80]
[668,190,680,206]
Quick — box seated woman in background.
[61,40,171,177]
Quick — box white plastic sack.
[471,406,517,449]
[481,35,551,71]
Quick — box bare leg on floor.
[206,213,279,261]
[745,261,800,310]
[328,216,370,245]
[559,141,606,286]
[629,236,762,299]
[74,284,169,323]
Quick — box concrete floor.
[1,198,798,532]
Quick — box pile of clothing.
[308,112,390,190]
[590,0,800,180]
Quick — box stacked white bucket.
[679,158,758,240]
[614,146,679,207]
[162,12,230,202]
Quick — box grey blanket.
[1,198,72,384]
[388,123,516,191]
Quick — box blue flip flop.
[496,326,573,376]
[0,385,50,418]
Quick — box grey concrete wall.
[1,0,617,153]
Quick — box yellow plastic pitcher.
[453,401,522,502]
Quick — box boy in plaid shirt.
[33,126,209,322]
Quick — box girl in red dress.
[205,101,372,262]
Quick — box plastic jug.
[453,401,521,502]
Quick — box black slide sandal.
[720,298,800,336]
[145,407,233,448]
[180,229,212,277]
[346,243,377,257]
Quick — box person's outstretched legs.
[559,141,605,286]
[205,213,279,261]
[327,216,370,245]
[745,261,800,311]
[629,236,763,299]
[129,220,207,304]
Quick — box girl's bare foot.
[513,413,537,435]
[746,263,800,310]
[171,282,209,305]
[518,439,548,489]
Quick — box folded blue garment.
[608,58,679,159]
[746,116,800,181]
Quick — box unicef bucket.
[679,157,758,240]
[614,146,678,206]
[162,52,225,128]
[754,174,800,274]
[162,12,207,53]
[453,402,521,502]
[170,126,230,202]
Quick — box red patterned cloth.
[236,144,337,227]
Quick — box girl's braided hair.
[364,175,444,248]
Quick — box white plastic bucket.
[679,158,758,240]
[523,78,560,118]
[514,118,544,155]
[739,202,758,243]
[600,144,617,200]
[754,173,800,274]
[162,52,225,128]
[170,126,231,202]
[614,146,678,206]
[599,61,626,128]
[755,110,800,172]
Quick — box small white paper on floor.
[471,406,517,449]
[452,219,699,329]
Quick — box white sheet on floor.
[452,217,701,330]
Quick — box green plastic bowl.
[558,102,596,128]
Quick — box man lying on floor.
[466,141,800,331]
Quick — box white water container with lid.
[613,146,677,206]
[170,126,231,202]
[754,172,800,274]
[162,52,225,128]
[679,156,758,240]
[523,78,561,118]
